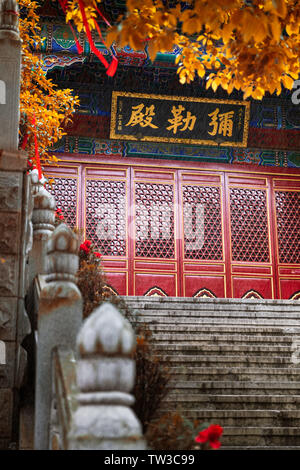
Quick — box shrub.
[146,412,212,450]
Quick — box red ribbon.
[32,116,42,180]
[20,117,42,180]
[93,20,118,75]
[78,0,118,76]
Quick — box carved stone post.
[68,302,146,450]
[28,169,56,286]
[34,224,83,450]
[0,0,32,449]
[0,0,22,152]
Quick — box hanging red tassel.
[32,116,42,180]
[20,118,42,180]
[78,0,109,67]
[93,19,117,76]
[106,56,118,76]
[78,0,118,76]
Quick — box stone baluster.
[68,302,146,450]
[0,0,19,37]
[34,224,83,450]
[28,169,56,285]
[0,0,21,152]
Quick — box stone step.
[153,343,295,356]
[123,296,300,449]
[157,354,296,367]
[155,409,300,427]
[123,297,300,312]
[134,316,300,326]
[167,366,300,381]
[167,381,300,395]
[126,308,300,319]
[220,446,300,450]
[162,394,300,410]
[124,295,300,304]
[151,333,295,344]
[142,324,300,335]
[219,427,300,447]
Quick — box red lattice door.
[84,166,129,295]
[132,169,178,297]
[272,177,300,299]
[179,171,226,298]
[226,174,274,299]
[46,159,300,299]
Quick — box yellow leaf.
[273,0,287,18]
[286,22,299,36]
[212,80,219,92]
[147,41,158,62]
[255,20,267,43]
[222,23,233,44]
[182,17,202,35]
[282,75,294,89]
[270,16,281,42]
[197,63,205,78]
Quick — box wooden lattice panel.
[85,179,126,256]
[183,185,223,260]
[134,182,175,259]
[275,191,300,264]
[230,188,270,263]
[49,177,77,228]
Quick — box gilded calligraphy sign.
[110,92,250,147]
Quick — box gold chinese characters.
[125,103,158,129]
[125,103,235,137]
[208,108,234,137]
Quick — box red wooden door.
[46,159,300,299]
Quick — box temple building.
[39,0,300,301]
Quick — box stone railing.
[48,302,146,450]
[50,347,78,450]
[31,216,146,450]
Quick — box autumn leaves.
[65,0,300,100]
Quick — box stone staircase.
[123,296,300,450]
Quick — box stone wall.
[0,0,31,448]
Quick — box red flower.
[195,425,223,450]
[94,252,102,258]
[80,240,93,254]
[80,243,89,254]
